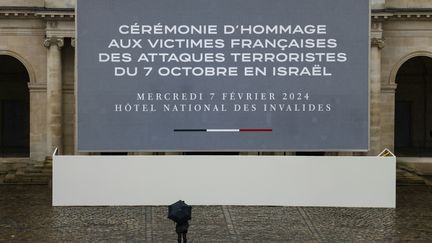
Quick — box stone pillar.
[28,83,48,162]
[44,37,64,155]
[381,83,397,152]
[369,37,384,156]
[69,38,79,155]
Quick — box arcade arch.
[0,55,30,157]
[394,56,432,157]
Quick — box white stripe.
[206,129,239,132]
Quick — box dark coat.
[176,222,189,234]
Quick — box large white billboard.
[77,0,369,151]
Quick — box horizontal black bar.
[174,129,206,132]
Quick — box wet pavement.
[1,185,432,242]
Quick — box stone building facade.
[0,0,432,182]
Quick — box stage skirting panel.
[53,156,395,208]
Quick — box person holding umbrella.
[168,200,192,243]
[175,220,189,243]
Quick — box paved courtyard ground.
[1,184,432,242]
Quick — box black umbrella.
[168,200,192,223]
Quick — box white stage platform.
[53,155,395,208]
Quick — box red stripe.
[240,128,272,132]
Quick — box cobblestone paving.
[1,185,432,242]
